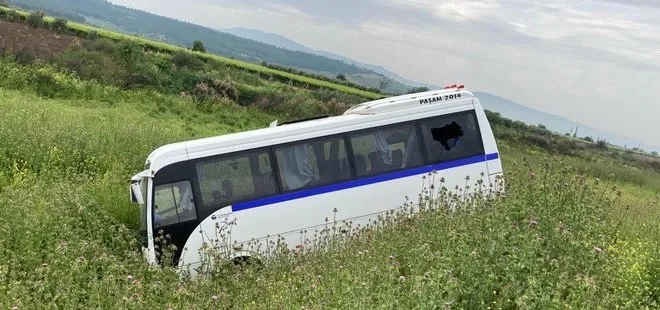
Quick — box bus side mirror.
[130,182,144,205]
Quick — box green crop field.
[0,50,658,309]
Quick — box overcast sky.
[109,0,660,147]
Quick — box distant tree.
[0,0,8,7]
[191,40,206,53]
[336,74,346,81]
[378,78,391,91]
[171,50,204,70]
[595,139,608,150]
[117,42,142,67]
[407,86,430,94]
[26,11,45,29]
[652,151,658,157]
[7,10,20,22]
[51,18,68,34]
[86,30,99,40]
[582,136,594,142]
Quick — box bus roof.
[144,88,478,173]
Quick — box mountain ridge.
[217,27,659,152]
[473,92,660,153]
[6,0,657,152]
[220,27,440,90]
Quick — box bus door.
[151,179,200,266]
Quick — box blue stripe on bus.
[232,152,500,212]
[486,153,499,161]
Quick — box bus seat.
[368,151,382,173]
[355,154,367,175]
[392,149,403,167]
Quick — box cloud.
[437,0,500,20]
[600,0,660,8]
[387,0,501,21]
[108,0,660,147]
[509,22,527,29]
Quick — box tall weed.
[0,153,656,308]
[0,55,657,308]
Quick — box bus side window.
[275,143,318,191]
[195,149,279,211]
[153,180,197,228]
[274,135,353,192]
[255,153,276,193]
[349,124,423,178]
[419,112,484,164]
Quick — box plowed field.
[0,20,80,58]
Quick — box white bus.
[129,85,504,277]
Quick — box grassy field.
[0,5,385,100]
[0,55,658,309]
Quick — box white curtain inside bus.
[280,144,316,190]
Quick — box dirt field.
[0,20,80,58]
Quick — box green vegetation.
[0,28,367,119]
[0,6,658,307]
[2,0,415,94]
[486,111,660,177]
[191,40,206,53]
[0,6,386,99]
[0,46,658,308]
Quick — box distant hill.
[6,0,418,95]
[474,92,660,153]
[6,0,655,152]
[221,27,439,91]
[220,27,311,55]
[217,28,660,152]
